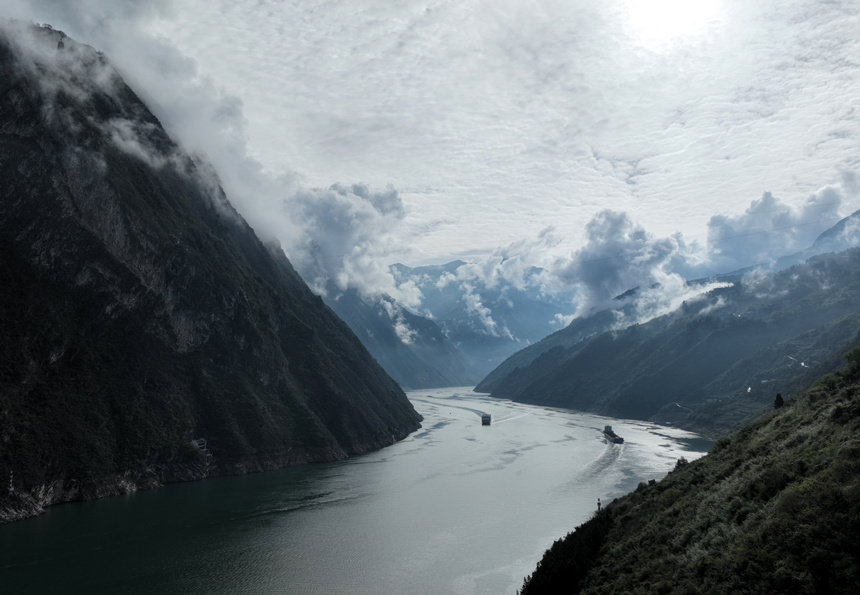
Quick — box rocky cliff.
[0,22,421,522]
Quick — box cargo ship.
[603,425,623,444]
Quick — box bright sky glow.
[624,0,723,50]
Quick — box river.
[0,388,710,594]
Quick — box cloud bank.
[4,0,859,335]
[290,183,420,307]
[706,180,851,270]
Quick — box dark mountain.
[0,23,420,522]
[480,248,860,436]
[390,261,576,377]
[475,308,618,394]
[323,287,481,388]
[520,347,860,594]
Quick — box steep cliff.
[0,22,421,522]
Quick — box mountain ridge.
[323,286,481,388]
[479,247,860,436]
[0,22,421,522]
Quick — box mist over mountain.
[478,241,860,436]
[776,208,860,270]
[387,260,577,376]
[319,253,577,388]
[322,286,481,389]
[0,22,420,522]
[321,201,860,393]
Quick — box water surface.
[0,388,709,594]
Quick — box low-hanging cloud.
[706,179,851,270]
[539,209,733,325]
[415,228,576,337]
[431,227,566,297]
[539,176,858,325]
[1,18,263,229]
[551,210,685,312]
[289,183,419,306]
[4,1,416,308]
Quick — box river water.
[0,388,710,594]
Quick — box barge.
[603,425,624,444]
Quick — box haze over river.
[1,388,709,594]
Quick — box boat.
[482,414,491,426]
[603,425,623,443]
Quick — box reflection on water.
[0,388,709,594]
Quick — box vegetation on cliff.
[520,346,860,594]
[0,22,421,521]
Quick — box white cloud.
[4,0,860,329]
[621,271,732,328]
[289,183,415,305]
[706,182,847,270]
[461,284,513,340]
[550,210,683,312]
[436,228,564,292]
[380,300,418,345]
[696,295,727,317]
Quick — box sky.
[4,0,860,313]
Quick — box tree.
[774,393,784,409]
[845,346,860,380]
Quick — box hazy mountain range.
[324,260,577,387]
[476,231,860,436]
[331,208,860,420]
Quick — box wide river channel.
[1,388,710,594]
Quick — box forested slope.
[520,347,860,594]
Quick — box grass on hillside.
[520,346,860,595]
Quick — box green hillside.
[520,347,860,594]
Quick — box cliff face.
[0,23,421,522]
